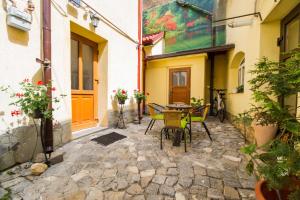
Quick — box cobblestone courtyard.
[0,117,256,200]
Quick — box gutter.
[138,0,142,90]
[42,0,53,154]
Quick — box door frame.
[168,67,191,104]
[71,32,99,131]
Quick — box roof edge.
[145,44,235,61]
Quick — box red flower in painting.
[186,21,195,28]
[37,81,43,85]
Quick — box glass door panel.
[82,44,94,90]
[71,39,79,90]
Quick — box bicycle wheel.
[218,100,226,122]
[212,99,218,116]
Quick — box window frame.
[238,58,245,87]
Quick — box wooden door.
[169,67,191,104]
[71,33,98,131]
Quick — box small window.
[238,58,245,87]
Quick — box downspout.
[137,0,142,90]
[42,0,53,154]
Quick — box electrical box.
[69,0,81,7]
[6,6,32,32]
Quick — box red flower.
[37,81,43,85]
[51,87,56,91]
[122,90,126,95]
[16,93,24,98]
[113,90,116,93]
[11,110,21,116]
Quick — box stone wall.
[226,113,255,144]
[0,121,71,171]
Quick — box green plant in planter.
[236,85,244,93]
[1,79,65,119]
[190,97,204,108]
[113,89,128,104]
[133,90,148,103]
[241,50,300,199]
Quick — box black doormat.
[91,132,127,146]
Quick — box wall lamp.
[90,13,100,28]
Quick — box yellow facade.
[146,54,207,105]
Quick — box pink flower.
[113,90,116,93]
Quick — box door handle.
[94,79,99,84]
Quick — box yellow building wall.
[223,0,297,117]
[145,54,207,106]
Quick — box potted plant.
[1,79,65,164]
[113,89,128,105]
[133,90,148,124]
[236,85,244,93]
[190,97,204,108]
[241,50,300,200]
[1,79,64,120]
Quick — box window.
[238,58,245,87]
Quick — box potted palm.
[241,50,300,200]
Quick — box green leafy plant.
[241,50,300,199]
[1,79,65,119]
[236,85,244,93]
[113,89,128,104]
[133,90,148,102]
[190,97,204,108]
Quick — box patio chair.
[144,103,164,135]
[189,104,212,141]
[160,110,189,152]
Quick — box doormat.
[91,132,127,146]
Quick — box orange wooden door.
[71,33,98,131]
[169,67,191,104]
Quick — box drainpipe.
[137,0,142,90]
[42,0,53,154]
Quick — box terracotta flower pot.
[256,178,300,200]
[252,121,277,147]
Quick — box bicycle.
[212,89,226,122]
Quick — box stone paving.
[0,117,256,200]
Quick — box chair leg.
[150,120,156,130]
[145,119,153,135]
[160,128,164,150]
[202,122,212,141]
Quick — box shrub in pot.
[241,50,300,200]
